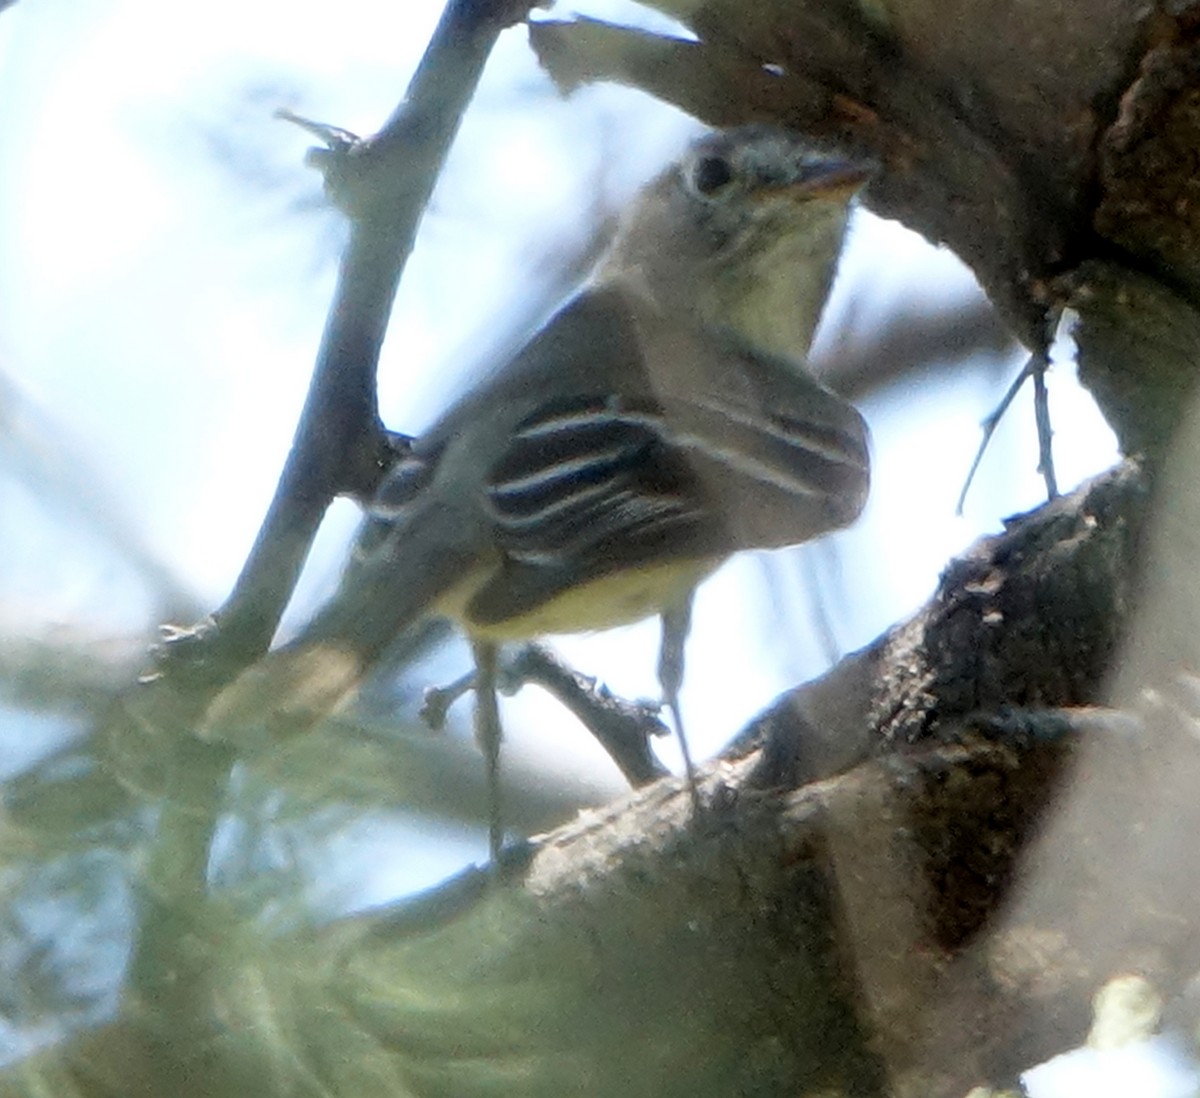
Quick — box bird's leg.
[471,640,504,863]
[420,670,477,730]
[421,647,669,786]
[659,589,701,812]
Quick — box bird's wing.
[653,331,871,549]
[467,327,869,628]
[466,386,719,629]
[483,390,716,564]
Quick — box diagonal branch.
[154,0,538,683]
[2,460,1160,1098]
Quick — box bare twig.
[152,0,538,683]
[120,0,538,1053]
[956,348,1058,515]
[420,644,670,788]
[1032,352,1058,499]
[506,644,670,788]
[956,356,1034,515]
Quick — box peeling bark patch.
[871,462,1146,747]
[1096,35,1200,297]
[902,740,1072,951]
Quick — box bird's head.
[603,126,874,363]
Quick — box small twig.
[152,0,538,682]
[419,644,670,788]
[956,347,1057,514]
[956,356,1035,515]
[1031,352,1058,499]
[421,670,478,730]
[506,643,672,792]
[507,645,671,788]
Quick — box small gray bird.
[210,127,872,857]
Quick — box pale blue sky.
[0,0,1115,735]
[0,0,1123,842]
[0,0,1121,840]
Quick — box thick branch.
[9,461,1179,1098]
[530,0,1200,447]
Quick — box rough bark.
[13,459,1196,1098]
[532,0,1200,453]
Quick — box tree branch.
[529,0,1200,448]
[5,461,1173,1098]
[153,0,538,682]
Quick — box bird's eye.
[692,155,734,195]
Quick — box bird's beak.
[801,160,874,198]
[756,159,874,202]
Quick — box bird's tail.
[203,510,477,746]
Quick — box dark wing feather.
[485,392,719,562]
[469,392,721,624]
[355,288,870,631]
[468,356,868,628]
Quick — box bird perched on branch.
[208,126,872,859]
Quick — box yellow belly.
[439,557,720,641]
